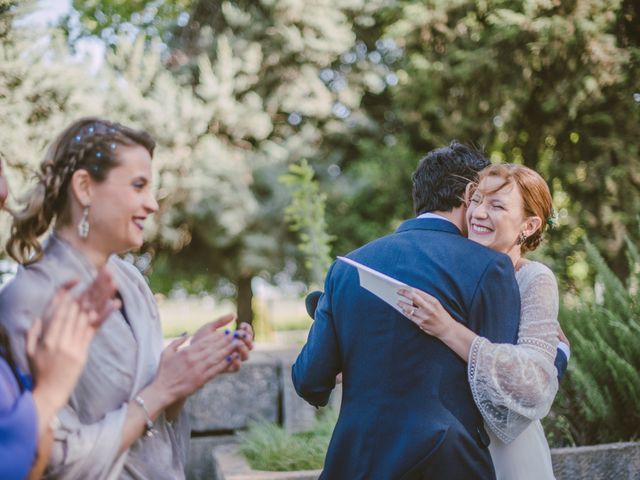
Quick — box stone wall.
[552,442,640,480]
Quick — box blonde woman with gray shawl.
[0,118,254,479]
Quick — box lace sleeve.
[468,263,560,443]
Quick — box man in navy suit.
[292,142,522,479]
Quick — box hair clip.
[546,209,558,228]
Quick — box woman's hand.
[76,266,120,327]
[28,288,99,432]
[397,288,477,362]
[397,288,456,338]
[192,314,254,363]
[28,267,119,411]
[119,332,238,455]
[557,325,570,347]
[226,322,254,364]
[149,331,237,406]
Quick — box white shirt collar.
[416,212,455,225]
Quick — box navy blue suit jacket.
[555,348,568,381]
[292,218,522,479]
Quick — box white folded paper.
[337,256,409,313]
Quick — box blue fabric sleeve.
[555,347,568,381]
[469,254,521,344]
[291,263,341,407]
[0,390,39,480]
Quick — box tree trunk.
[236,273,254,327]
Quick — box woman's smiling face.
[84,144,158,254]
[466,175,527,255]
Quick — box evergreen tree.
[1,1,388,323]
[545,236,640,445]
[324,0,640,285]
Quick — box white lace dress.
[468,261,559,480]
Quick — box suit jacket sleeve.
[555,346,568,381]
[467,254,521,344]
[291,263,341,407]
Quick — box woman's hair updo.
[6,117,155,264]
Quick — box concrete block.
[187,436,237,480]
[186,352,280,432]
[551,441,640,480]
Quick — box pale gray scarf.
[0,234,189,479]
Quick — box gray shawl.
[0,234,190,479]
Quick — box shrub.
[240,409,337,471]
[544,237,640,446]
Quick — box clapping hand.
[153,331,238,403]
[76,266,120,327]
[192,314,254,368]
[27,286,97,412]
[142,313,255,416]
[27,267,119,411]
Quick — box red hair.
[476,164,552,252]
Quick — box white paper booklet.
[337,256,409,313]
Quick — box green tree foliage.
[0,0,15,35]
[280,160,334,288]
[63,0,388,324]
[325,135,417,255]
[325,0,640,284]
[544,236,640,446]
[1,1,389,323]
[0,19,259,306]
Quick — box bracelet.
[134,395,157,438]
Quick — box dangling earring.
[78,206,90,238]
[517,231,527,245]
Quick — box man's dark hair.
[412,141,489,215]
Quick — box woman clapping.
[0,118,252,479]
[0,156,118,479]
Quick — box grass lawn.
[157,295,312,340]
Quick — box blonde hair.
[7,117,155,264]
[475,164,553,252]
